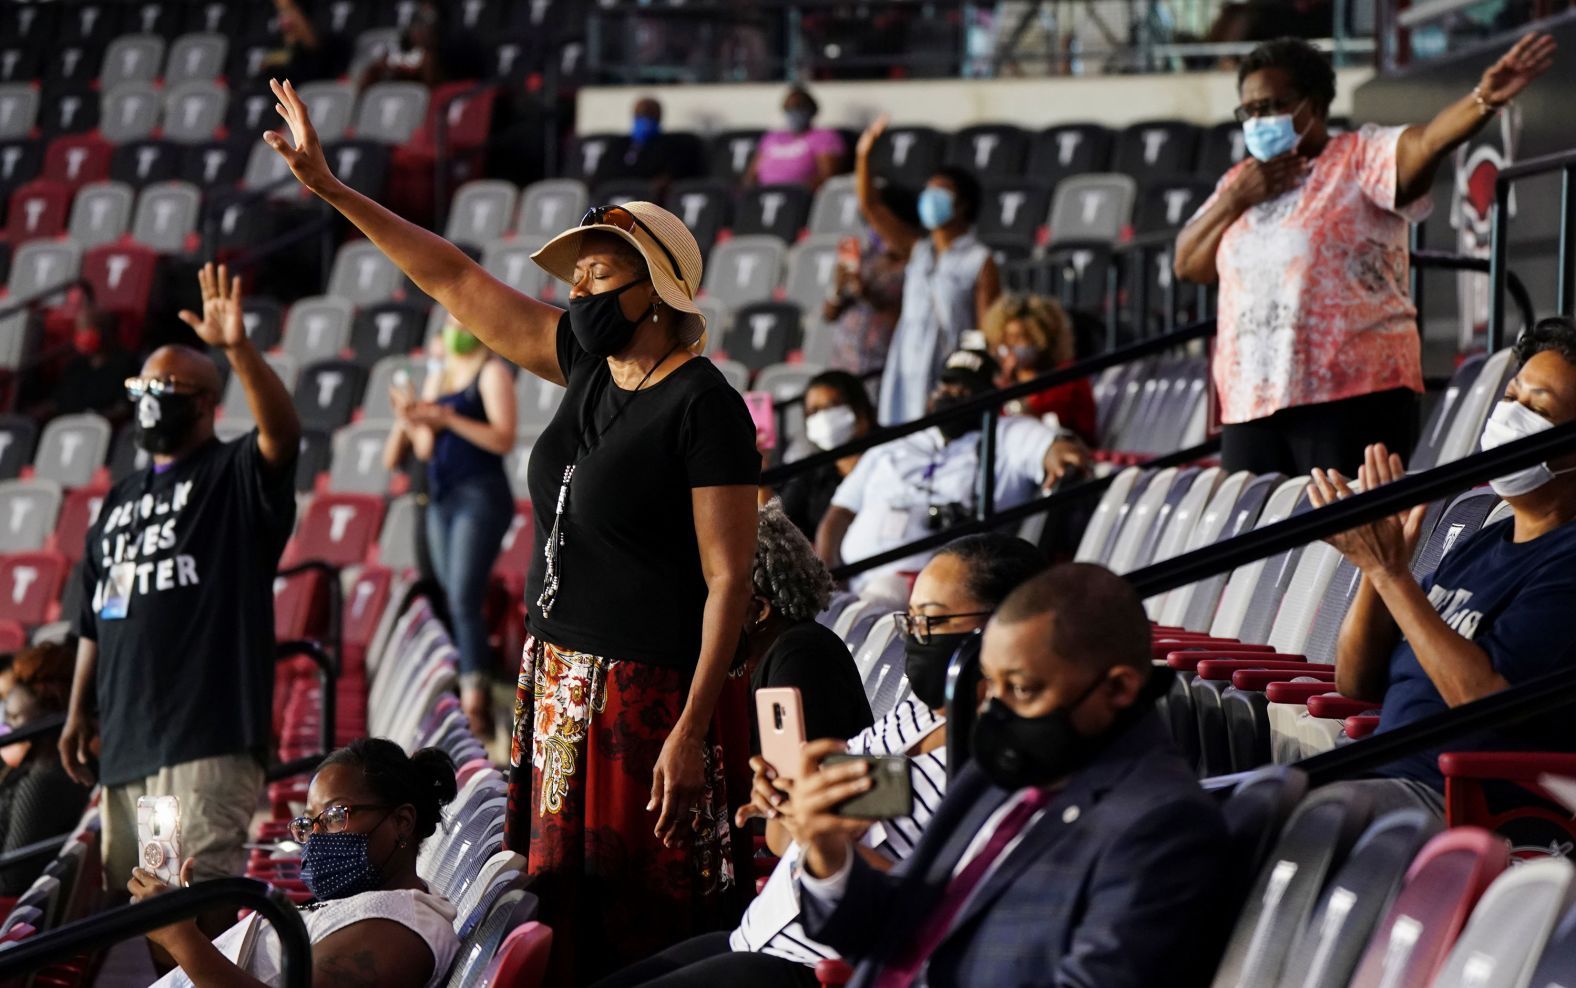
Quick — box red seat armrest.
[1438,751,1576,780]
[1265,682,1339,705]
[1306,695,1379,719]
[1168,650,1309,671]
[1193,658,1331,679]
[816,959,854,987]
[1231,668,1335,690]
[1344,714,1381,739]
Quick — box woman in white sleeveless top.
[855,115,1001,426]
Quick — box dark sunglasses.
[580,205,685,287]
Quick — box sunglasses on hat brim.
[581,205,685,288]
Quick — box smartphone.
[836,236,862,274]
[137,795,182,884]
[755,686,805,781]
[821,754,913,820]
[744,391,777,452]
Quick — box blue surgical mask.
[1242,113,1299,162]
[918,186,955,230]
[299,832,385,901]
[631,115,660,144]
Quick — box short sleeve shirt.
[523,314,761,667]
[754,128,846,187]
[1376,517,1576,791]
[1204,124,1430,424]
[76,433,296,786]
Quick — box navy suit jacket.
[800,712,1230,988]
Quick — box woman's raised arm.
[263,79,566,386]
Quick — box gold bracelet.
[1472,85,1504,116]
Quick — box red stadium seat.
[48,487,106,564]
[491,500,534,591]
[341,564,393,673]
[273,567,327,642]
[386,83,498,227]
[0,551,67,627]
[3,179,71,244]
[42,134,112,192]
[79,241,158,348]
[281,493,387,569]
[1441,752,1576,858]
[482,922,553,988]
[0,618,23,652]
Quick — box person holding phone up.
[592,534,1044,988]
[61,264,300,899]
[384,317,517,741]
[790,564,1231,988]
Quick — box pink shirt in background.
[1203,124,1430,425]
[754,128,847,187]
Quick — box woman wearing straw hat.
[264,80,761,981]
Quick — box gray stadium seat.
[517,179,588,240]
[1431,856,1574,988]
[363,355,427,423]
[67,181,134,248]
[222,353,298,424]
[755,363,821,450]
[378,493,421,571]
[711,358,750,392]
[807,174,864,237]
[161,80,226,144]
[100,83,162,143]
[445,180,518,248]
[327,241,402,307]
[504,443,532,499]
[282,297,353,366]
[130,181,200,252]
[33,413,111,488]
[1046,173,1137,246]
[296,81,355,144]
[783,234,841,315]
[0,479,63,553]
[515,374,565,433]
[694,297,732,356]
[0,416,38,482]
[241,140,300,200]
[329,422,394,495]
[8,240,83,305]
[164,32,227,84]
[100,35,165,87]
[0,85,39,140]
[354,82,429,144]
[701,235,785,311]
[1437,347,1516,466]
[482,240,550,300]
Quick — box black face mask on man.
[134,392,203,454]
[970,673,1112,791]
[931,393,977,442]
[903,631,972,710]
[569,279,652,357]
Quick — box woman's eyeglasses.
[890,610,993,644]
[1232,96,1304,123]
[124,377,209,401]
[288,803,389,843]
[581,205,684,286]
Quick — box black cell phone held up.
[821,753,913,820]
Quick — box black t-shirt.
[76,433,296,786]
[778,463,844,542]
[52,350,137,418]
[525,315,760,667]
[749,620,874,751]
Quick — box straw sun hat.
[530,201,708,346]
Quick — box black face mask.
[932,393,977,441]
[970,674,1109,791]
[904,631,972,710]
[134,392,203,454]
[569,279,651,357]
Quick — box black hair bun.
[410,746,459,808]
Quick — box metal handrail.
[276,640,337,763]
[0,712,65,748]
[1490,147,1576,349]
[0,878,311,987]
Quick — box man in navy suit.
[787,563,1230,987]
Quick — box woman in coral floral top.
[1176,34,1556,475]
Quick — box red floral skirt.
[505,636,752,985]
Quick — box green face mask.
[443,325,480,355]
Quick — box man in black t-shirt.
[59,265,301,892]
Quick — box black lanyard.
[536,344,682,619]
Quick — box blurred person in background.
[1,641,92,897]
[1174,33,1556,476]
[263,0,352,84]
[384,316,518,741]
[817,349,1086,595]
[982,293,1098,445]
[856,115,1001,425]
[138,740,461,988]
[741,501,872,755]
[62,265,300,899]
[359,0,487,88]
[264,81,760,982]
[604,96,706,199]
[34,302,137,427]
[822,188,915,375]
[778,371,878,540]
[745,85,846,192]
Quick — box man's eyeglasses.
[891,610,993,644]
[288,803,389,843]
[580,205,685,286]
[1233,96,1304,124]
[124,377,209,401]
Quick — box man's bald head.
[995,563,1151,676]
[140,345,222,397]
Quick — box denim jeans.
[426,472,515,681]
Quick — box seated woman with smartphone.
[592,533,1044,988]
[134,739,461,988]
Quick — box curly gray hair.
[754,499,834,623]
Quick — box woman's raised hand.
[1477,33,1557,107]
[855,114,890,162]
[263,78,336,196]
